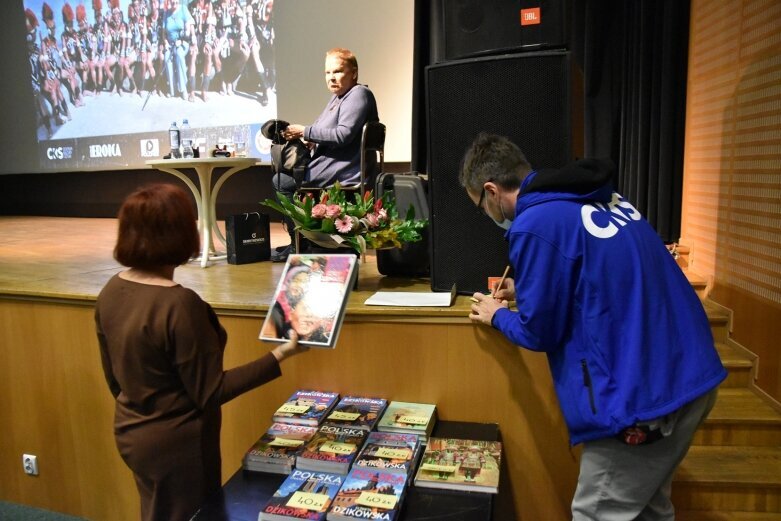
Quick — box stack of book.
[352,431,421,478]
[326,468,407,521]
[376,401,437,441]
[323,395,387,432]
[258,469,344,521]
[273,390,340,427]
[413,438,503,494]
[242,423,318,474]
[296,424,369,475]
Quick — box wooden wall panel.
[0,299,579,521]
[682,0,781,400]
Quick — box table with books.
[192,390,509,521]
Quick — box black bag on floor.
[226,212,271,264]
[375,172,430,277]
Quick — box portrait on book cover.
[260,254,357,348]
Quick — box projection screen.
[1,0,413,174]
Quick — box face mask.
[492,217,513,231]
[490,192,513,230]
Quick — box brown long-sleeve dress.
[95,274,281,521]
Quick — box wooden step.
[703,299,731,343]
[684,268,708,298]
[718,342,755,388]
[673,446,781,512]
[678,511,781,521]
[694,388,781,446]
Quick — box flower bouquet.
[262,183,428,254]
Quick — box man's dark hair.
[459,133,533,194]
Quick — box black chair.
[295,120,386,198]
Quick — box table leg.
[210,165,253,248]
[152,166,207,265]
[193,165,215,268]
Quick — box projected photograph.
[23,0,277,170]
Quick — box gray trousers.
[572,388,718,521]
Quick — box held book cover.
[243,423,319,474]
[296,424,369,475]
[259,470,344,521]
[260,254,358,348]
[324,396,388,432]
[326,468,407,521]
[273,390,340,427]
[353,432,421,476]
[413,438,502,494]
[376,401,437,440]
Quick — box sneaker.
[271,244,292,263]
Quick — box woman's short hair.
[114,183,199,269]
[326,47,358,72]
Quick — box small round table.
[146,157,259,267]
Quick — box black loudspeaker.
[441,0,568,62]
[426,51,580,294]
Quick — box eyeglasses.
[476,187,487,216]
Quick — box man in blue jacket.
[463,133,726,520]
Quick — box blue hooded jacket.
[491,159,726,445]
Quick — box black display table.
[193,421,505,521]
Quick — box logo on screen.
[140,139,160,157]
[46,146,73,161]
[89,143,122,158]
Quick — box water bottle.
[168,121,181,158]
[181,119,194,159]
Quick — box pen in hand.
[491,265,511,299]
[470,265,511,302]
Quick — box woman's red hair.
[114,184,200,269]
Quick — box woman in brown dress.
[95,183,308,521]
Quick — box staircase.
[672,264,781,519]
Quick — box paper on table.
[364,284,456,307]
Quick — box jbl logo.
[520,7,541,26]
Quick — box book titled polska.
[324,396,388,432]
[376,401,437,440]
[273,390,340,427]
[326,468,407,521]
[353,431,421,476]
[296,424,369,475]
[260,254,358,348]
[243,423,319,474]
[413,438,503,494]
[259,469,344,521]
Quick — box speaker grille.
[426,51,575,294]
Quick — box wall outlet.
[22,454,38,476]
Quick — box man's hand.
[271,331,309,362]
[469,293,509,326]
[491,276,516,302]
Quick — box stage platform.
[0,216,467,318]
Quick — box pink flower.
[335,216,354,233]
[365,212,380,228]
[378,208,388,221]
[311,203,327,218]
[325,204,342,219]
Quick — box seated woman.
[271,47,379,261]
